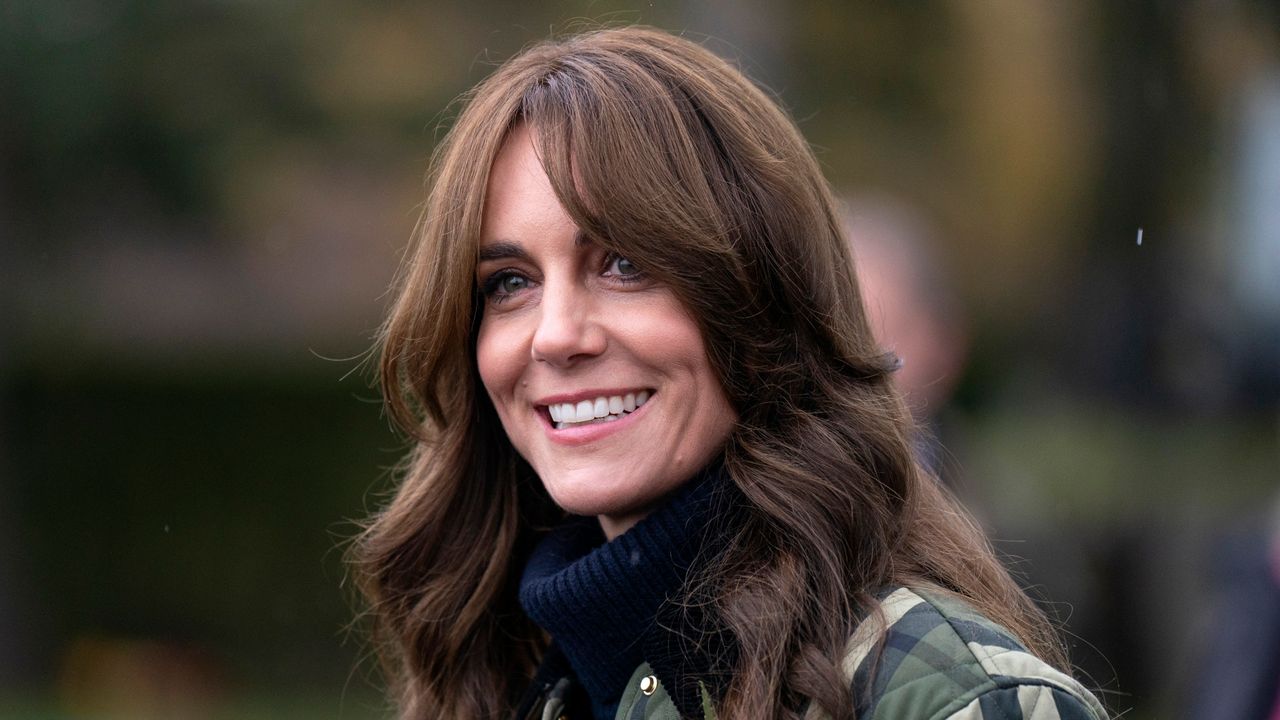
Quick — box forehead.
[478,123,587,261]
[480,126,554,230]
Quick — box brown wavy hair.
[355,26,1068,720]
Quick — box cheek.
[660,318,716,385]
[475,320,516,405]
[670,324,735,439]
[635,303,734,421]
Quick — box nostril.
[529,305,608,366]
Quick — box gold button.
[640,674,658,696]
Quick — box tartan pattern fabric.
[604,587,1106,720]
[836,588,1106,719]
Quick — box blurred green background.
[2,1,1278,718]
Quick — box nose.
[530,278,607,366]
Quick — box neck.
[596,509,644,540]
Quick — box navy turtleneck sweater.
[518,470,724,720]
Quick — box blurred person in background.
[843,198,969,477]
[352,27,1104,720]
[841,196,1122,707]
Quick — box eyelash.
[478,254,645,305]
[602,253,646,283]
[478,269,527,305]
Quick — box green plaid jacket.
[591,587,1107,720]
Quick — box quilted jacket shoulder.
[607,586,1107,720]
[838,587,1107,720]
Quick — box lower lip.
[541,398,652,446]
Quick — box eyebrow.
[477,241,528,263]
[477,231,592,263]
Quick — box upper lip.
[533,388,653,406]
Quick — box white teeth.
[547,391,654,428]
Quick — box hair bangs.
[517,58,741,297]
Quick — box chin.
[541,467,660,519]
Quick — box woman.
[355,27,1105,720]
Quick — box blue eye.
[480,270,530,302]
[607,254,642,278]
[498,274,527,293]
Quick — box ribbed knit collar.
[518,468,723,720]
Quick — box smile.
[546,390,651,429]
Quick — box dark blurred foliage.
[9,367,388,670]
[1,1,1278,718]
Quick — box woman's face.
[475,124,737,539]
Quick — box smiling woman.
[354,26,1106,720]
[475,123,737,539]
